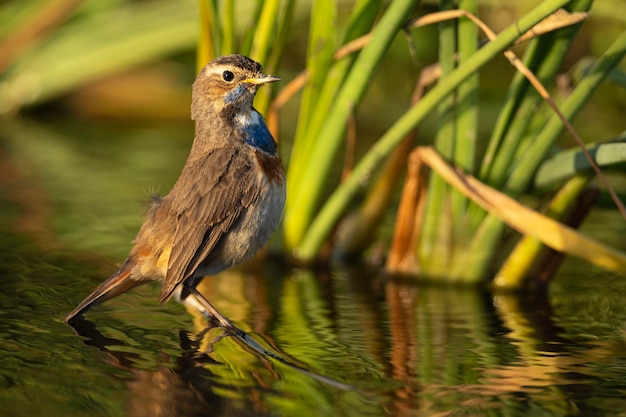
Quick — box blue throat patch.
[242,112,277,154]
[224,84,245,103]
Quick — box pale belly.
[193,175,286,277]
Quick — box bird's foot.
[182,285,247,337]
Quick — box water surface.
[1,230,625,416]
[1,120,625,417]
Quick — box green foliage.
[535,138,626,189]
[1,0,625,288]
[298,0,576,261]
[285,0,626,287]
[464,26,626,284]
[0,0,198,113]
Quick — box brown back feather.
[158,145,258,302]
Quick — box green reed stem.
[285,0,421,250]
[249,0,283,113]
[250,0,280,65]
[265,0,297,75]
[460,28,626,282]
[494,174,591,291]
[285,0,337,213]
[196,0,214,70]
[296,0,571,261]
[286,0,381,210]
[451,0,478,228]
[221,0,235,55]
[420,0,456,274]
[470,0,593,228]
[507,31,626,195]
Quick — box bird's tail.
[65,258,143,323]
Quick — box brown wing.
[158,145,258,302]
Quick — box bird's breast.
[194,149,285,277]
[250,150,286,239]
[254,151,285,186]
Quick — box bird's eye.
[222,70,235,82]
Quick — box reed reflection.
[69,266,626,417]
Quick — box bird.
[65,54,285,331]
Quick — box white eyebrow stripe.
[204,65,235,78]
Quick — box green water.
[2,235,626,417]
[1,120,625,417]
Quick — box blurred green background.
[1,1,625,416]
[1,0,624,268]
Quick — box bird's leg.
[184,283,246,337]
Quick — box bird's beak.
[243,75,281,85]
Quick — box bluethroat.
[65,55,285,330]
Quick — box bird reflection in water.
[69,313,351,417]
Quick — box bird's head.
[191,54,279,122]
